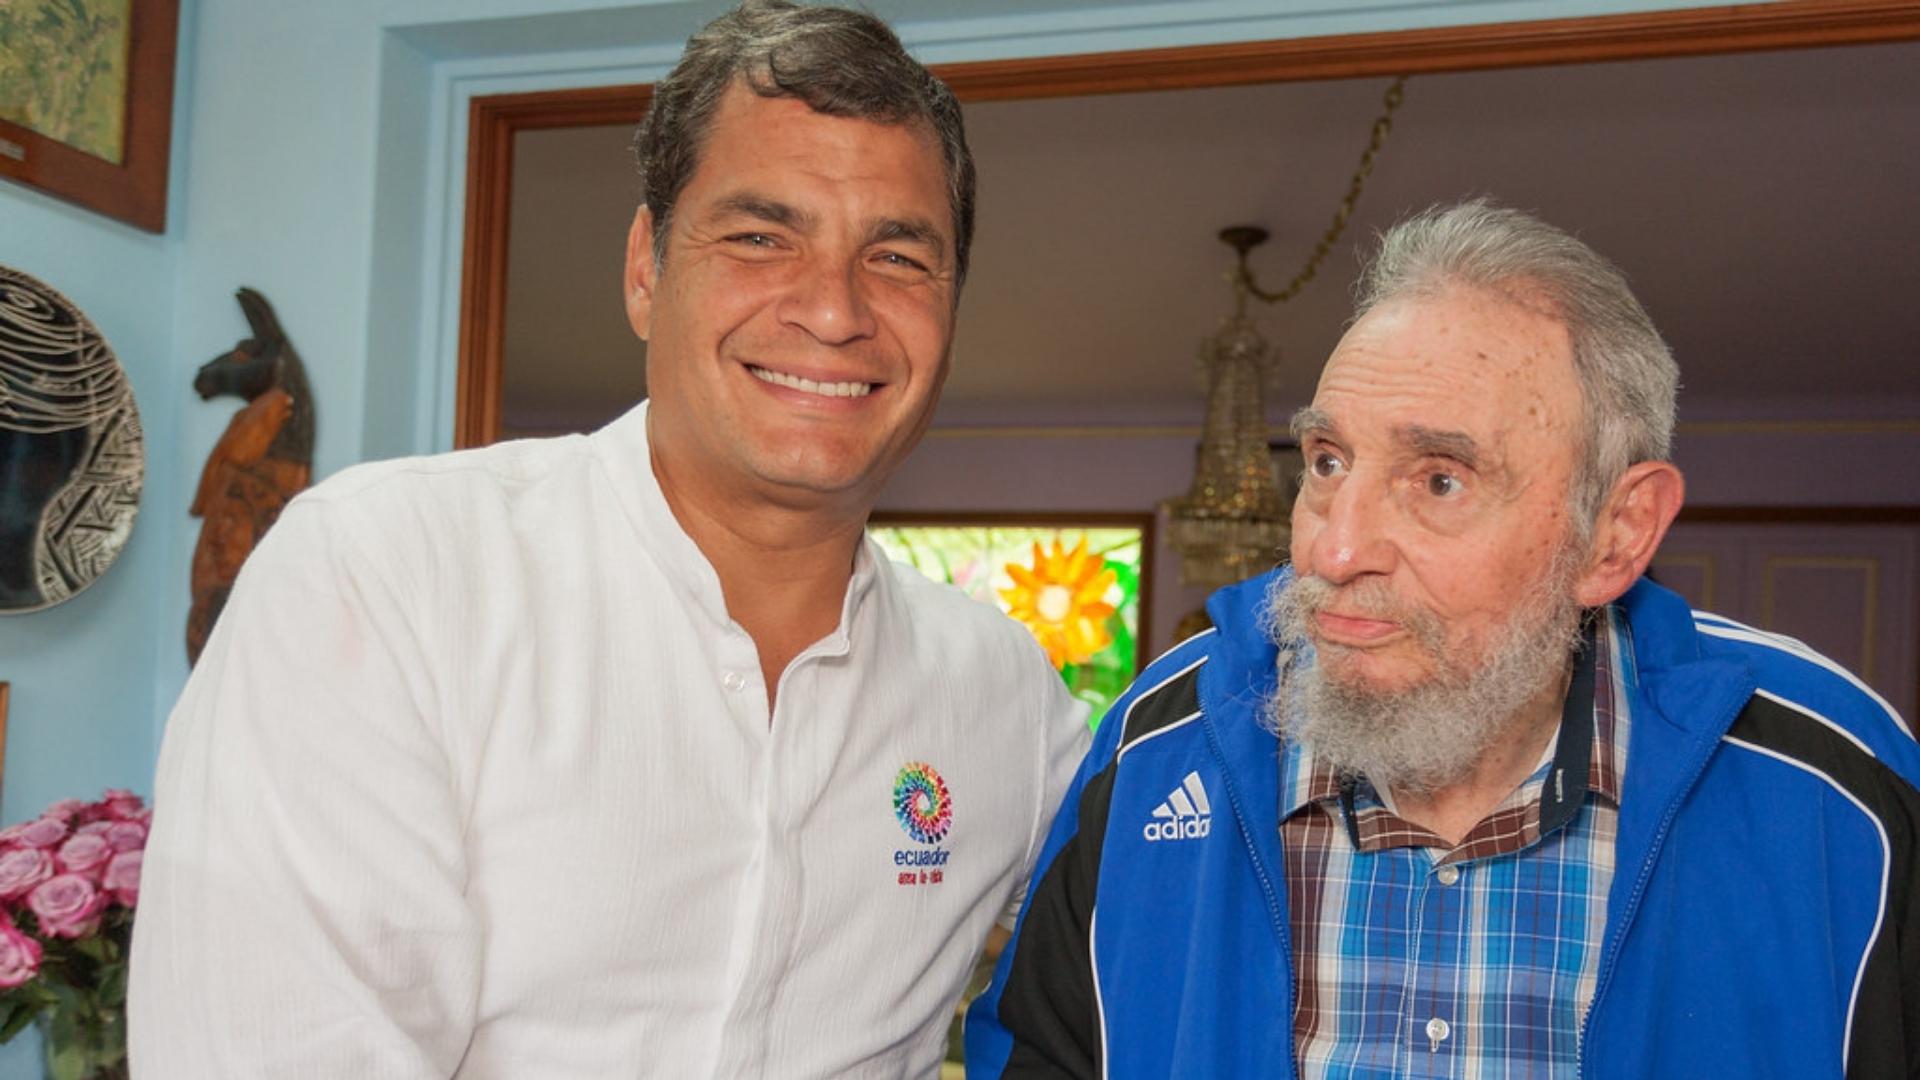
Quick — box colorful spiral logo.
[892,761,953,844]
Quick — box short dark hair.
[634,0,976,284]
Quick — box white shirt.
[129,402,1088,1079]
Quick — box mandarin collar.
[592,399,881,644]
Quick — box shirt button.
[1426,1016,1451,1047]
[1435,864,1460,886]
[721,670,748,692]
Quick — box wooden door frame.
[453,0,1920,448]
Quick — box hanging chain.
[1242,75,1408,305]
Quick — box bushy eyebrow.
[1290,406,1335,441]
[1293,408,1490,471]
[1396,424,1483,469]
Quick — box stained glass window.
[868,518,1149,725]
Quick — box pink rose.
[102,850,142,907]
[0,847,54,901]
[102,820,147,853]
[0,920,42,989]
[56,832,114,876]
[98,789,146,820]
[0,816,69,849]
[43,799,88,823]
[74,821,113,839]
[26,874,107,939]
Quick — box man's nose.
[1305,473,1397,586]
[778,258,878,346]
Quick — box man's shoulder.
[878,553,1006,622]
[300,433,596,515]
[874,552,1053,660]
[283,434,591,540]
[870,556,1075,703]
[1074,624,1240,778]
[1682,607,1920,788]
[869,557,1093,763]
[250,433,601,587]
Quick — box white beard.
[1262,551,1586,796]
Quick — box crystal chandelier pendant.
[1155,80,1410,590]
[1159,307,1289,589]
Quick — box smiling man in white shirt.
[128,2,1088,1076]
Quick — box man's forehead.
[692,88,950,218]
[1324,291,1573,405]
[1299,302,1577,478]
[709,82,945,169]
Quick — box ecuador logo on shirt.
[892,761,952,886]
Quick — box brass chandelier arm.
[1238,75,1409,306]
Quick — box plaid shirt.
[1279,610,1631,1079]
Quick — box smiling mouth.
[748,364,875,399]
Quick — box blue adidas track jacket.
[967,572,1920,1078]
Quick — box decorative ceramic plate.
[0,266,144,614]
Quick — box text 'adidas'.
[1143,770,1212,842]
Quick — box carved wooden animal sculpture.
[187,288,315,665]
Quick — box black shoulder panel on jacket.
[1727,693,1920,1080]
[1118,661,1204,757]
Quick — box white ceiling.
[499,38,1920,437]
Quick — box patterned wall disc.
[0,266,144,614]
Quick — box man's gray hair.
[1354,199,1679,532]
[634,0,976,284]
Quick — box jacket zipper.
[1576,693,1745,1077]
[1199,661,1300,1080]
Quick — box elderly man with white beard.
[966,200,1920,1080]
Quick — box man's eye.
[1425,471,1462,497]
[876,251,929,273]
[1309,451,1344,478]
[729,233,776,248]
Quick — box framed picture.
[868,512,1153,722]
[0,0,180,232]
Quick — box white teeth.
[749,366,874,398]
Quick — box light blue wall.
[0,0,1724,1071]
[0,201,170,817]
[0,8,195,827]
[0,12,192,1075]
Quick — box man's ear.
[624,205,659,341]
[1573,461,1687,608]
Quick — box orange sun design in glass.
[1000,537,1118,670]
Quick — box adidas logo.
[1142,771,1212,842]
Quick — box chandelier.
[1159,77,1408,589]
[1159,228,1288,589]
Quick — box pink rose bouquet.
[0,789,149,1080]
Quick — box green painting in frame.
[0,0,177,231]
[0,0,133,164]
[869,513,1152,727]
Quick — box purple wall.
[1674,426,1920,507]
